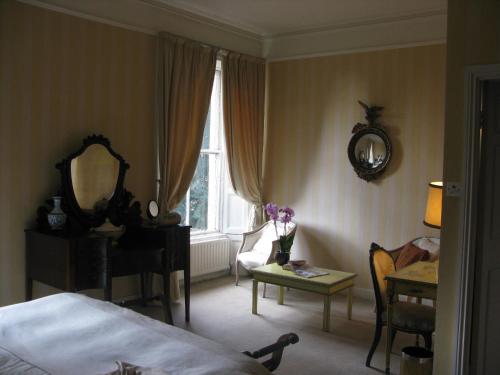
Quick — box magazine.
[282,260,329,278]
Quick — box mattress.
[0,293,269,375]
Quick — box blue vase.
[47,196,67,230]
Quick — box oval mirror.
[70,144,120,212]
[347,101,392,182]
[147,200,159,220]
[354,133,387,169]
[56,135,129,229]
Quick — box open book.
[282,260,329,278]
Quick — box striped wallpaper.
[264,44,446,291]
[0,1,156,305]
[0,1,446,306]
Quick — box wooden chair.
[365,242,436,368]
[235,221,297,297]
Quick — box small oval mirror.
[147,200,159,220]
[347,101,392,182]
[354,133,387,169]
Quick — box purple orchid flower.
[279,206,295,234]
[265,202,281,238]
[265,203,279,221]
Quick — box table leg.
[385,281,394,374]
[347,287,353,320]
[184,268,190,322]
[278,286,285,305]
[252,280,258,314]
[323,295,331,332]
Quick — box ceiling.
[154,0,447,37]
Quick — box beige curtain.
[155,33,218,300]
[155,33,218,214]
[223,53,266,228]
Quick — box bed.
[0,293,297,375]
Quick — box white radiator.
[189,237,231,277]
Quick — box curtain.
[222,53,266,228]
[155,33,218,300]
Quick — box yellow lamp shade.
[424,181,443,229]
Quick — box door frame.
[456,64,500,374]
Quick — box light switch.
[445,181,462,197]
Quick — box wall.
[0,1,156,306]
[434,0,500,373]
[264,44,446,292]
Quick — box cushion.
[104,361,170,375]
[252,224,278,255]
[413,237,440,261]
[395,242,430,270]
[388,302,436,332]
[238,251,270,269]
[372,249,396,306]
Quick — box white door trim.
[456,64,500,375]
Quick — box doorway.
[456,66,500,375]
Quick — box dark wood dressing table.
[26,135,190,323]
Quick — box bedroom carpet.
[133,276,417,375]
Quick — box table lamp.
[423,181,443,229]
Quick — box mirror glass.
[70,144,120,212]
[148,200,159,218]
[353,133,387,169]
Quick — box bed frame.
[243,333,299,372]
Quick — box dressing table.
[25,135,190,323]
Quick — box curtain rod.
[157,31,264,62]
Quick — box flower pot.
[275,251,290,266]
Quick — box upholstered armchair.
[365,238,438,368]
[235,221,297,294]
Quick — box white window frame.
[182,61,223,237]
[178,60,249,240]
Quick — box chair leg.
[390,330,397,352]
[366,321,383,367]
[161,272,174,325]
[235,260,240,286]
[423,333,433,350]
[263,283,267,298]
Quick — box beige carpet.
[133,276,417,375]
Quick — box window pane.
[201,107,211,149]
[189,154,209,230]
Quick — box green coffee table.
[251,263,357,332]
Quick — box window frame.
[180,61,225,236]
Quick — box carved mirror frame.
[56,134,129,229]
[347,101,392,182]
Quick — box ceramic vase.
[48,196,67,230]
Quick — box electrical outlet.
[445,182,462,197]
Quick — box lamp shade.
[424,181,443,229]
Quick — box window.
[175,62,246,234]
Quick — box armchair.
[365,240,437,368]
[235,221,297,294]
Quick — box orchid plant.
[265,202,296,253]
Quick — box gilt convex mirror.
[347,101,392,182]
[56,135,129,228]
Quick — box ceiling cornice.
[145,0,267,36]
[266,8,447,40]
[139,0,262,41]
[18,0,447,60]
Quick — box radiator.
[189,237,231,277]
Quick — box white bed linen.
[0,293,269,375]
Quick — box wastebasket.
[400,346,433,375]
